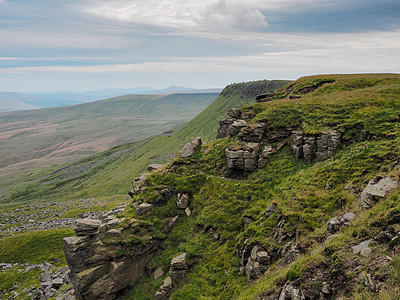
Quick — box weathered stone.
[128,174,148,198]
[352,239,372,255]
[256,91,275,102]
[340,212,356,225]
[170,253,188,271]
[358,177,398,209]
[279,249,300,269]
[105,228,123,237]
[155,276,173,300]
[136,203,153,216]
[217,119,234,138]
[167,215,179,230]
[154,267,164,280]
[177,193,190,209]
[52,278,64,288]
[227,108,242,119]
[265,203,278,218]
[185,208,191,216]
[239,123,265,143]
[147,164,163,172]
[181,137,202,158]
[75,219,101,235]
[279,284,305,300]
[226,143,260,172]
[63,237,119,274]
[40,272,51,282]
[327,216,341,234]
[244,246,270,281]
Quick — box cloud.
[2,30,398,77]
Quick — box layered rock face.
[63,213,160,300]
[290,130,341,164]
[218,106,342,173]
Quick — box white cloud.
[82,0,333,34]
[2,30,398,77]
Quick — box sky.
[0,0,399,93]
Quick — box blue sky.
[0,0,399,92]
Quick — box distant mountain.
[0,92,220,176]
[0,86,222,112]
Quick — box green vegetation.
[4,74,400,299]
[0,92,219,179]
[115,74,400,299]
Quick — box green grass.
[0,228,74,264]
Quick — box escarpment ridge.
[62,73,400,299]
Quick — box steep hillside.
[59,74,400,300]
[0,93,219,179]
[0,80,288,210]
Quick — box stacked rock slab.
[255,91,275,102]
[290,130,341,164]
[63,214,160,299]
[155,253,188,300]
[225,143,260,172]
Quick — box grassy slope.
[0,93,219,178]
[112,74,400,299]
[0,80,288,209]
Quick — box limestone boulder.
[181,137,202,158]
[358,177,398,209]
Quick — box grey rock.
[340,212,356,225]
[265,203,278,218]
[167,215,179,230]
[177,193,190,209]
[154,267,164,280]
[352,239,372,255]
[170,253,188,271]
[227,108,242,119]
[279,284,305,300]
[226,143,260,172]
[155,276,173,300]
[75,218,101,235]
[137,203,153,216]
[358,177,398,209]
[147,164,163,172]
[327,217,341,234]
[239,123,266,143]
[181,137,202,158]
[256,91,275,102]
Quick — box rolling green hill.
[0,80,289,209]
[0,93,219,179]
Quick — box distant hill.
[0,86,222,112]
[0,92,219,177]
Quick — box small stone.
[154,267,164,280]
[352,239,372,255]
[321,283,331,294]
[185,207,191,216]
[361,248,372,257]
[147,164,163,172]
[177,193,189,209]
[170,253,188,270]
[136,203,153,216]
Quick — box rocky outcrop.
[238,123,266,143]
[181,137,202,158]
[290,130,341,163]
[327,212,356,234]
[225,143,260,172]
[63,211,160,299]
[155,253,188,300]
[244,245,271,281]
[128,174,148,198]
[278,284,305,300]
[255,91,275,102]
[358,176,398,209]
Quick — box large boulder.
[358,177,398,209]
[181,137,202,158]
